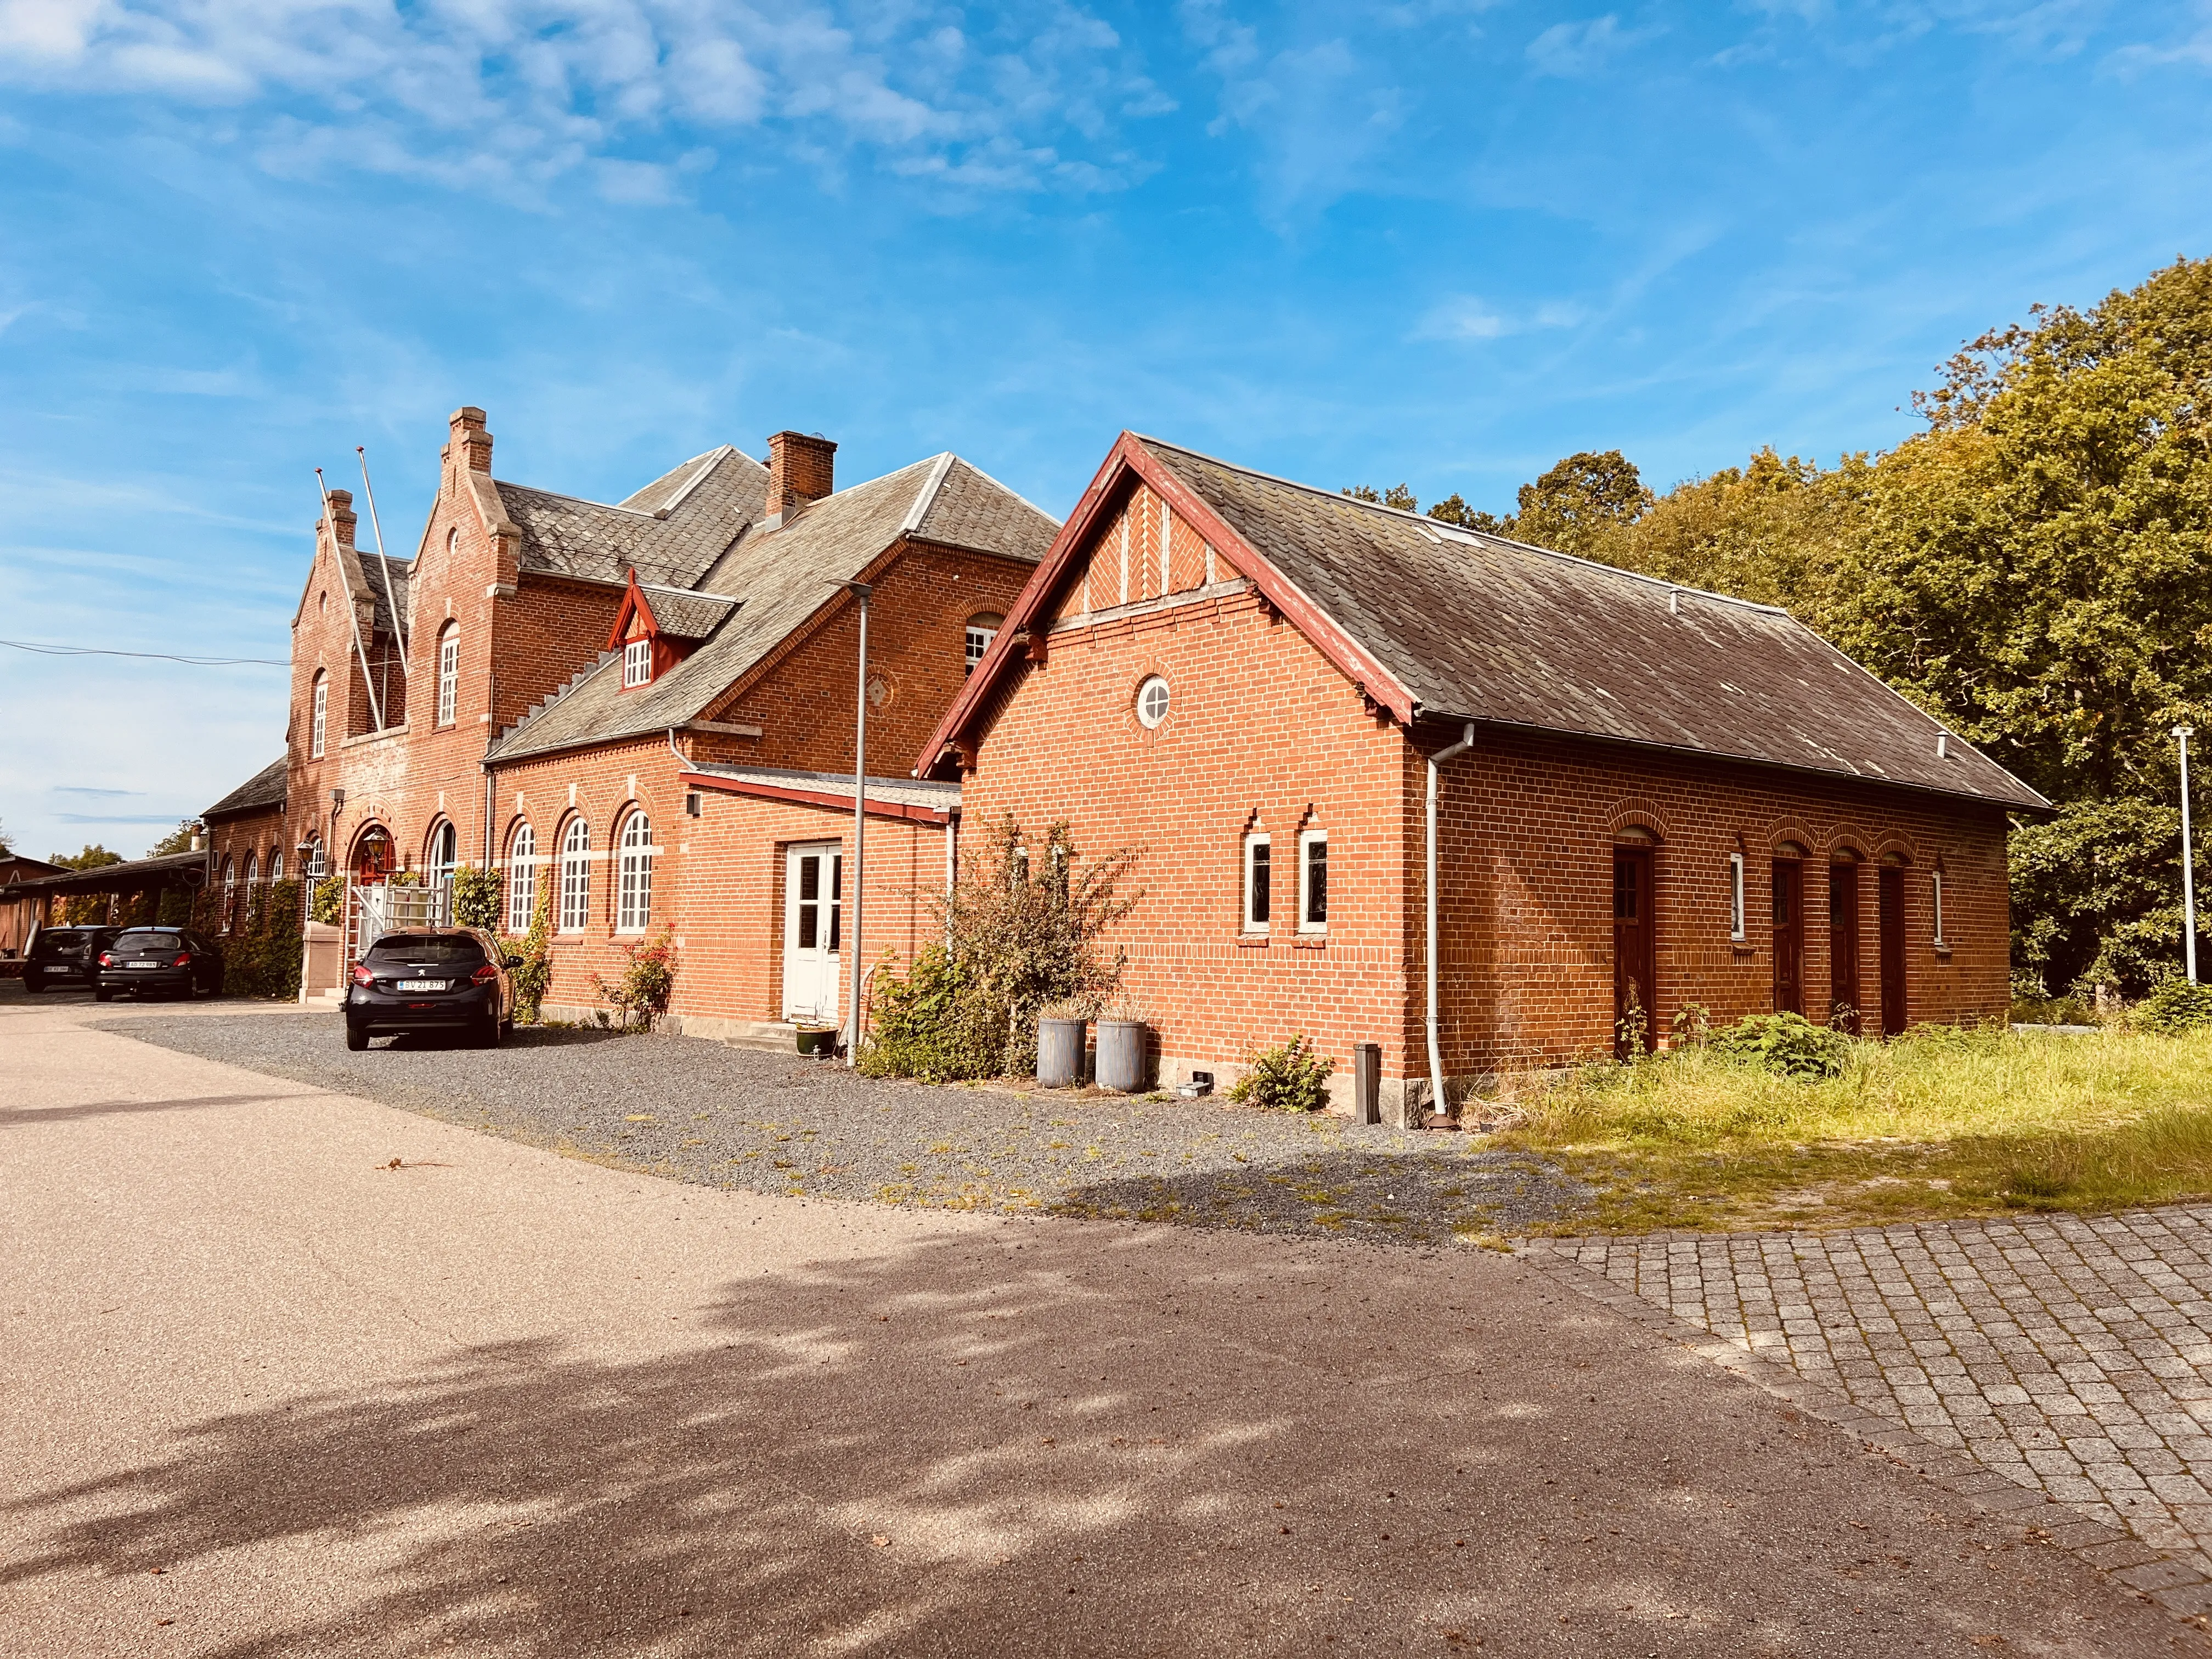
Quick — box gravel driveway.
[109,1012,1583,1244]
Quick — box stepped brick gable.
[922,432,2043,1119]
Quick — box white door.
[782,842,843,1023]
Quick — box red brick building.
[921,433,2047,1122]
[205,408,1054,1034]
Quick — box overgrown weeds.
[1490,1023,2212,1233]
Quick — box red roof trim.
[604,569,661,653]
[911,431,1417,778]
[680,770,952,826]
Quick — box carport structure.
[0,851,212,945]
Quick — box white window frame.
[1243,832,1272,933]
[311,674,327,758]
[268,850,284,884]
[507,824,536,934]
[221,858,236,933]
[1728,852,1746,942]
[437,629,459,727]
[1932,868,1947,948]
[624,637,652,689]
[558,817,591,933]
[964,625,996,676]
[616,811,653,933]
[427,821,458,889]
[1136,674,1170,729]
[1298,828,1328,934]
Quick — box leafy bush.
[452,864,501,930]
[860,813,1142,1082]
[506,867,554,1024]
[859,943,999,1082]
[311,877,345,926]
[1228,1034,1336,1112]
[1709,1012,1851,1080]
[591,927,678,1031]
[2136,977,2212,1036]
[219,880,304,1000]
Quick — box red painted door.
[1879,866,1907,1037]
[1613,846,1656,1057]
[1771,860,1804,1015]
[1829,862,1861,1035]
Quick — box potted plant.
[1094,994,1150,1093]
[1036,997,1088,1088]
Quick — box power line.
[1,639,287,668]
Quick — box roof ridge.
[932,453,1063,529]
[496,479,656,518]
[1132,433,1787,618]
[655,445,741,516]
[900,452,957,536]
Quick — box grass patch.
[1488,1024,2212,1233]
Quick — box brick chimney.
[324,487,357,548]
[447,407,494,482]
[764,431,836,527]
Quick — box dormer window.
[624,638,652,688]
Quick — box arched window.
[268,848,284,885]
[616,811,653,933]
[311,671,328,758]
[243,851,258,891]
[558,817,591,933]
[964,612,1003,676]
[426,821,458,889]
[221,856,236,933]
[436,625,459,727]
[506,823,536,934]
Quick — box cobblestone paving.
[1538,1209,2212,1572]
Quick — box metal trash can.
[1037,1018,1087,1088]
[1352,1042,1380,1125]
[1095,1019,1149,1093]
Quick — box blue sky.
[3,0,2209,859]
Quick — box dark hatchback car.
[95,928,225,1000]
[345,928,518,1051]
[24,926,122,992]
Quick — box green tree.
[1424,493,1508,533]
[1509,450,1654,556]
[1342,483,1419,511]
[146,821,201,856]
[50,844,125,871]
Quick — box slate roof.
[638,586,739,641]
[933,435,2044,812]
[488,453,1056,764]
[204,757,289,820]
[495,447,768,590]
[361,552,411,641]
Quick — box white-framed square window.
[1932,868,1947,947]
[1728,851,1746,941]
[624,637,652,688]
[1243,832,1272,932]
[1299,828,1328,933]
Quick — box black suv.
[24,926,122,993]
[95,928,224,1000]
[345,928,519,1051]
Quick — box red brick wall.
[702,541,1036,774]
[487,734,946,1028]
[962,579,2014,1096]
[204,806,289,933]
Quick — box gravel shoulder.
[104,1011,1584,1244]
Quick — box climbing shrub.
[592,927,678,1031]
[311,877,345,926]
[859,943,1001,1082]
[508,867,554,1024]
[452,864,501,930]
[220,880,304,1000]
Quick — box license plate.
[397,979,447,992]
[129,960,160,969]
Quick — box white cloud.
[1413,295,1586,342]
[0,0,1170,202]
[1526,14,1645,77]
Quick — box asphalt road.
[3,992,2201,1657]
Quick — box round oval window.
[1136,675,1170,729]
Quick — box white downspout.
[1425,724,1475,1125]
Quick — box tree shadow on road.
[0,1225,2169,1657]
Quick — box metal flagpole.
[832,581,874,1065]
[2179,725,2198,984]
[316,469,385,734]
[356,447,410,675]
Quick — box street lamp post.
[833,582,873,1065]
[2180,725,2199,984]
